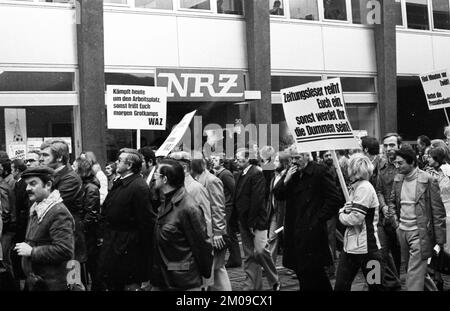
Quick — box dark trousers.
[226,211,242,266]
[335,250,385,291]
[378,224,401,289]
[295,266,332,291]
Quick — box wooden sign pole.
[331,150,350,202]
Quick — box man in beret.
[97,148,156,290]
[14,167,75,291]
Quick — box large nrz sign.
[156,68,245,102]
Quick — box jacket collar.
[120,173,140,187]
[158,187,186,219]
[30,190,63,223]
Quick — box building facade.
[1,0,450,164]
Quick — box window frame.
[403,0,431,31]
[320,0,353,24]
[177,0,214,13]
[430,0,450,31]
[287,0,321,22]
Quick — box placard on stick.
[280,78,360,153]
[419,69,450,110]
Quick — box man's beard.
[324,159,333,167]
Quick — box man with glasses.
[97,148,156,291]
[376,133,403,290]
[25,151,40,168]
[151,159,213,291]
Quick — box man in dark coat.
[151,159,213,291]
[97,148,156,290]
[14,166,75,291]
[234,150,279,291]
[274,148,341,291]
[40,140,86,268]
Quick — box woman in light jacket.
[335,153,384,291]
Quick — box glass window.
[269,0,285,16]
[323,0,347,20]
[38,0,73,3]
[103,0,127,4]
[217,0,243,15]
[0,72,75,92]
[406,0,430,30]
[135,0,173,9]
[395,0,403,25]
[351,0,363,24]
[340,77,375,92]
[0,106,75,158]
[346,104,378,138]
[271,76,321,92]
[433,0,450,30]
[289,0,319,20]
[397,76,445,140]
[180,0,211,10]
[105,73,155,88]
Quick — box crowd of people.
[1,127,450,291]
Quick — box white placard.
[27,138,44,153]
[419,69,450,110]
[106,85,167,130]
[281,78,360,153]
[155,110,197,158]
[9,143,26,160]
[5,109,27,159]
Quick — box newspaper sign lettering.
[155,110,197,157]
[419,69,450,110]
[281,78,360,152]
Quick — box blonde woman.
[335,153,384,291]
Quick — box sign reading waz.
[106,85,167,130]
[281,78,360,153]
[156,68,245,102]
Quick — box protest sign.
[419,69,450,110]
[8,143,26,160]
[280,78,360,153]
[27,138,44,153]
[155,110,197,158]
[106,85,167,130]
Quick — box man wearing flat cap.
[97,148,156,290]
[14,167,75,291]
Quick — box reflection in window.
[323,0,347,20]
[395,0,403,26]
[340,77,375,92]
[217,0,243,15]
[180,0,211,10]
[0,72,75,92]
[433,0,450,30]
[271,76,321,92]
[351,0,363,24]
[289,0,319,20]
[135,0,173,9]
[105,73,155,88]
[346,104,377,138]
[406,0,429,30]
[269,0,285,16]
[103,0,127,4]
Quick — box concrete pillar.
[374,0,397,137]
[244,0,272,147]
[76,0,107,165]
